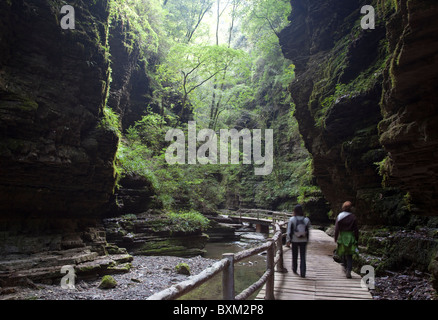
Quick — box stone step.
[0,250,133,287]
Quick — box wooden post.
[256,223,269,234]
[265,239,275,300]
[222,253,235,300]
[276,233,287,273]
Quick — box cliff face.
[279,0,438,289]
[379,0,438,216]
[105,14,160,216]
[0,0,117,217]
[279,0,397,224]
[0,0,131,286]
[0,1,196,289]
[279,0,438,223]
[106,18,156,132]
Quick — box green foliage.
[403,192,413,212]
[162,0,214,43]
[99,106,122,137]
[110,0,164,57]
[375,156,391,187]
[108,0,322,219]
[116,112,226,212]
[238,0,291,51]
[167,210,210,233]
[157,42,250,120]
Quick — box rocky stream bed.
[371,269,437,300]
[1,254,436,300]
[1,255,217,300]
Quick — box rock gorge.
[0,0,205,289]
[1,0,120,286]
[0,0,437,295]
[279,0,438,287]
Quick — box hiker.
[334,201,359,278]
[286,205,311,278]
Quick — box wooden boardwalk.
[256,229,373,300]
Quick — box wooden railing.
[272,212,293,224]
[228,209,293,224]
[147,222,288,300]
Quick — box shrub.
[167,210,210,234]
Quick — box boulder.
[98,275,117,289]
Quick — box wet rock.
[205,217,241,242]
[103,213,209,257]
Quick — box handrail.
[229,210,293,223]
[147,221,288,300]
[146,258,230,300]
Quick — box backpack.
[294,217,308,238]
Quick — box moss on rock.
[98,275,117,289]
[175,262,190,275]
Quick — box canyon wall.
[279,0,438,224]
[0,0,130,286]
[279,0,438,288]
[0,0,116,217]
[0,1,196,289]
[379,0,438,216]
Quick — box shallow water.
[179,234,269,300]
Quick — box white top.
[336,211,351,222]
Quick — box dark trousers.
[342,254,353,272]
[291,242,307,277]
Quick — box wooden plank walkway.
[256,229,373,300]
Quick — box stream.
[179,228,271,300]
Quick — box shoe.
[346,270,352,278]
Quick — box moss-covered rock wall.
[0,0,132,286]
[279,0,438,290]
[379,0,438,216]
[279,0,438,224]
[0,0,117,216]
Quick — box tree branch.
[187,67,227,95]
[252,12,280,38]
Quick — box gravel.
[370,270,437,300]
[4,255,217,300]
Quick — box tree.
[163,0,214,43]
[157,43,246,120]
[208,0,244,129]
[239,0,290,51]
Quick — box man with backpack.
[286,204,311,278]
